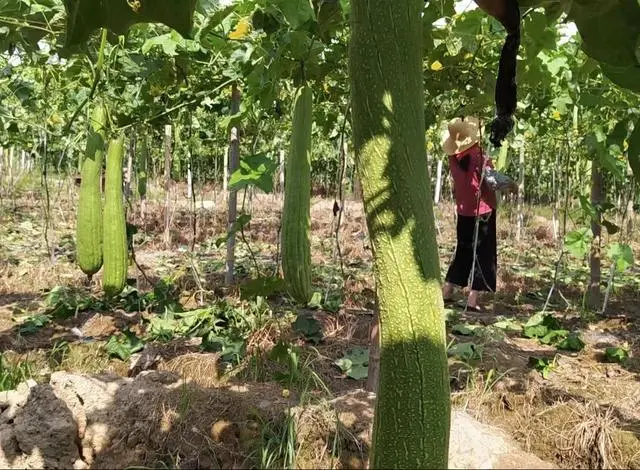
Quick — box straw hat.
[441,116,482,156]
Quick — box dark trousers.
[445,210,497,292]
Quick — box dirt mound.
[1,375,555,469]
[296,389,556,469]
[1,372,292,469]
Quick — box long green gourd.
[349,0,450,467]
[76,103,107,279]
[281,86,313,304]
[102,134,128,297]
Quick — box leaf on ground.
[523,313,562,341]
[18,314,51,335]
[557,332,586,352]
[448,342,483,361]
[293,314,322,344]
[334,347,369,380]
[493,318,523,332]
[539,329,569,345]
[605,346,630,363]
[452,324,482,336]
[105,330,144,361]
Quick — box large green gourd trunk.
[102,135,128,297]
[76,103,107,278]
[281,86,313,304]
[349,0,450,468]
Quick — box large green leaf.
[228,153,277,194]
[600,63,640,93]
[564,228,592,259]
[63,0,197,47]
[568,0,640,68]
[271,0,316,29]
[607,243,634,272]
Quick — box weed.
[48,340,71,368]
[258,409,297,469]
[528,355,558,379]
[0,354,34,391]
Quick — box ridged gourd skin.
[102,135,128,297]
[76,103,107,278]
[281,86,313,304]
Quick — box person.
[440,116,516,312]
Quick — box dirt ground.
[1,179,640,468]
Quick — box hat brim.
[443,138,478,156]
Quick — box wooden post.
[434,159,443,204]
[163,124,173,248]
[225,84,241,285]
[516,145,525,241]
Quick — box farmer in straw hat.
[441,116,516,312]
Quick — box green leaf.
[523,313,562,340]
[228,153,277,194]
[141,31,198,56]
[272,0,316,28]
[293,314,322,344]
[539,329,569,345]
[346,364,368,380]
[492,318,523,333]
[523,324,549,339]
[201,333,244,362]
[600,63,640,93]
[307,291,323,309]
[569,0,640,68]
[557,332,585,352]
[219,112,243,133]
[18,314,51,335]
[452,324,483,336]
[105,330,144,361]
[564,228,593,259]
[334,347,369,380]
[605,346,630,363]
[528,356,556,379]
[447,342,483,361]
[608,243,634,272]
[215,213,252,247]
[63,0,197,47]
[148,314,177,342]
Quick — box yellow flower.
[229,18,251,40]
[430,60,444,71]
[282,389,290,398]
[552,110,562,121]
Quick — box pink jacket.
[448,144,496,217]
